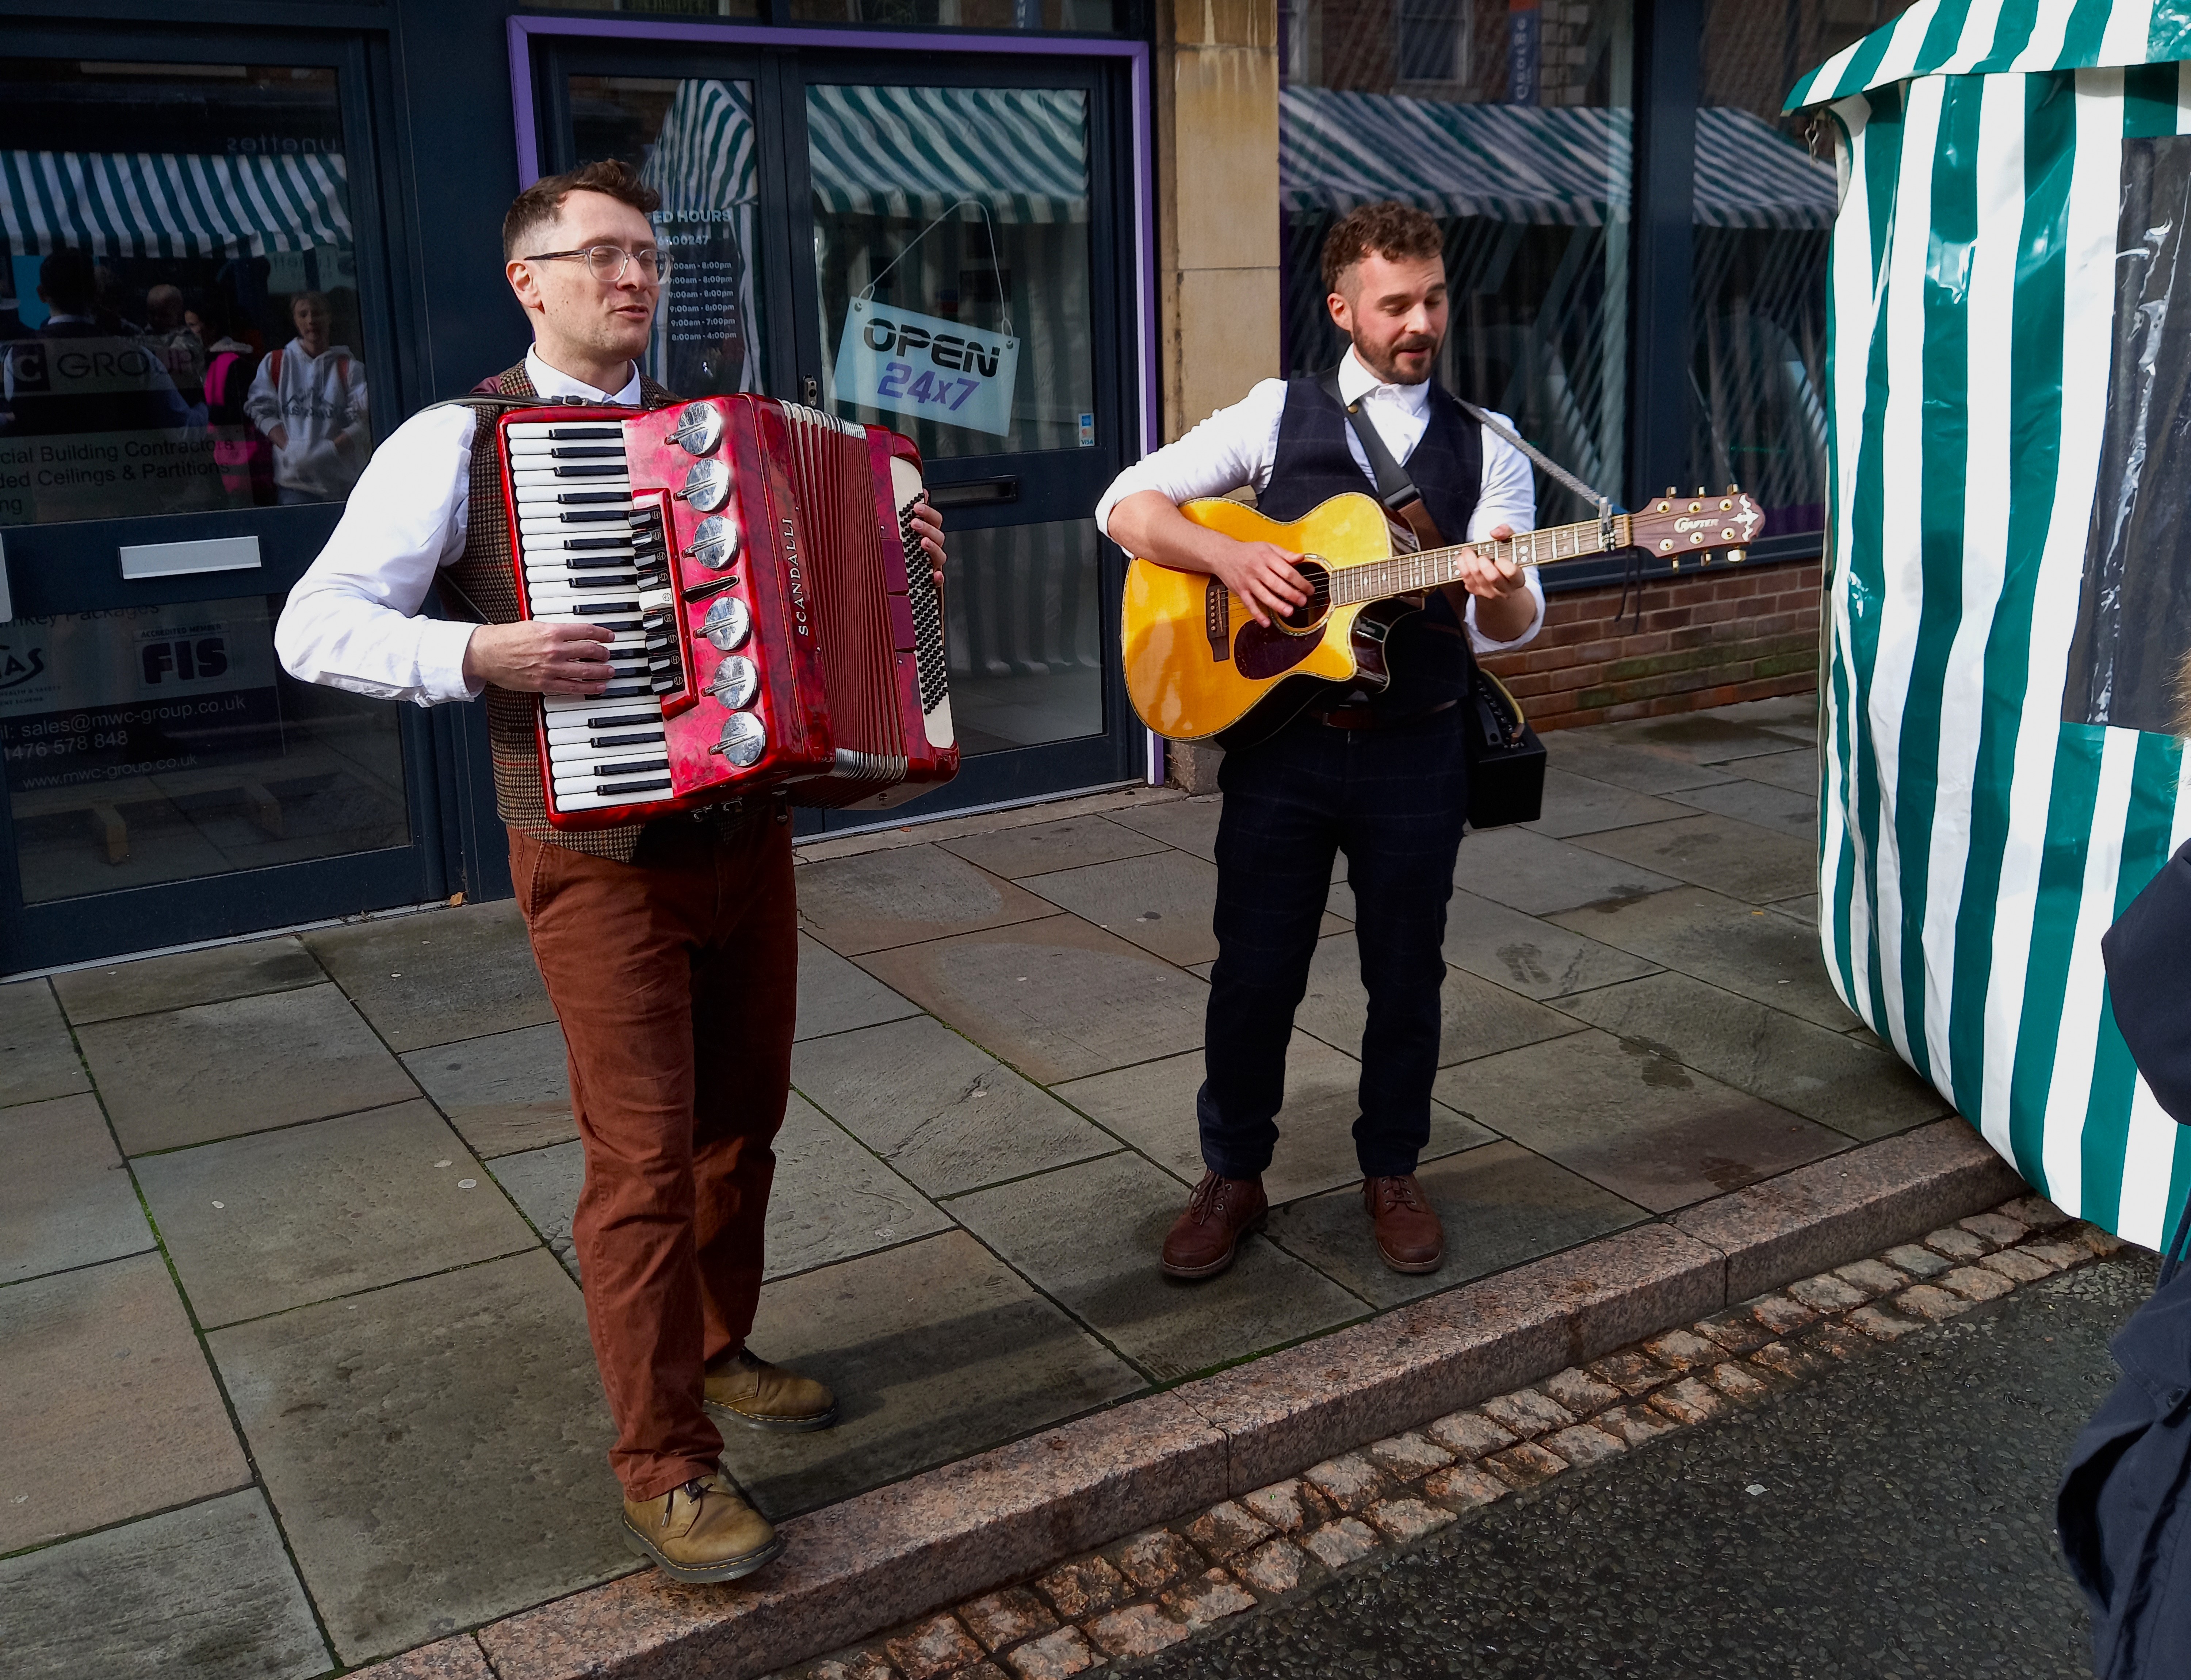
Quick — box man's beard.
[1354,332,1441,386]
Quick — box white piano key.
[506,422,626,438]
[542,696,665,718]
[552,785,673,812]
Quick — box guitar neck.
[1330,513,1633,606]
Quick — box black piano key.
[574,601,642,616]
[550,509,632,525]
[540,445,625,459]
[594,757,671,777]
[588,731,665,749]
[597,777,673,796]
[540,464,627,479]
[597,682,653,699]
[572,711,659,729]
[534,426,623,440]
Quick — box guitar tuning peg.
[1665,486,1677,497]
[1726,548,1747,564]
[1724,484,1739,495]
[1694,486,1706,497]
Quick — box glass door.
[539,39,1142,827]
[0,34,434,973]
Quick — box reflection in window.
[1691,2,1917,538]
[788,0,1118,29]
[944,520,1103,752]
[1278,1,1632,526]
[568,76,765,397]
[1,597,409,906]
[0,60,371,526]
[809,85,1096,461]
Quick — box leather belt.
[1314,699,1457,732]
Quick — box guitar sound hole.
[1277,560,1332,634]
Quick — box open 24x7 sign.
[834,299,1019,437]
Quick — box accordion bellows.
[492,395,957,828]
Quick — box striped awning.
[644,79,756,214]
[804,84,1088,223]
[0,149,352,257]
[1281,88,1836,230]
[1786,0,2191,109]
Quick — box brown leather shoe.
[622,1469,784,1584]
[704,1346,838,1432]
[1364,1174,1444,1274]
[1161,1171,1268,1279]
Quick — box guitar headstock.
[1628,487,1766,568]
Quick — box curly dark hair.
[1320,202,1444,297]
[502,159,662,261]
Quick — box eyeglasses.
[522,244,672,285]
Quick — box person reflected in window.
[145,283,206,408]
[0,248,188,439]
[191,290,270,506]
[245,289,369,504]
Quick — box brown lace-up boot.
[1364,1173,1444,1274]
[621,1469,784,1584]
[1161,1171,1268,1279]
[704,1346,838,1431]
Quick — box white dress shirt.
[1096,347,1544,651]
[275,347,643,705]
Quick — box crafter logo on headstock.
[1630,489,1766,565]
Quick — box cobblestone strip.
[771,1195,2121,1680]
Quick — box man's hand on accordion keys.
[463,619,619,696]
[907,497,947,593]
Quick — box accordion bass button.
[710,654,759,708]
[714,711,767,767]
[672,402,725,457]
[690,512,741,570]
[700,594,752,652]
[678,458,732,513]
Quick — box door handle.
[926,477,1019,509]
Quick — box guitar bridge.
[1205,577,1231,663]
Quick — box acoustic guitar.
[1121,487,1767,744]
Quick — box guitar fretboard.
[1330,513,1634,606]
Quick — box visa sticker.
[834,298,1019,437]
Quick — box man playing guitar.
[1097,201,1541,1280]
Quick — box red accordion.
[493,396,958,828]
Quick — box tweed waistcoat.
[441,361,677,861]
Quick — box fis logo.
[141,638,229,684]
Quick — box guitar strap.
[1318,367,1449,552]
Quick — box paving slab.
[1538,735,1736,794]
[792,1015,1116,1198]
[1440,887,1662,1000]
[1106,795,1221,862]
[1554,971,1950,1141]
[1433,1029,1846,1213]
[1662,777,1818,841]
[1,1251,251,1553]
[1736,746,1820,793]
[855,916,1211,1085]
[796,933,923,1042]
[51,934,326,1025]
[1547,886,1859,1031]
[1263,1139,1645,1307]
[490,1095,950,1286]
[729,1230,1146,1519]
[1293,931,1583,1069]
[0,978,89,1108]
[1773,892,1821,927]
[305,900,554,1052]
[209,1249,631,1665]
[82,981,421,1156]
[1018,850,1226,966]
[402,1021,574,1158]
[796,846,1057,956]
[949,1152,1367,1381]
[136,1099,537,1327]
[0,1091,151,1284]
[938,814,1169,879]
[1520,768,1693,840]
[1053,1037,1494,1202]
[1708,694,1820,737]
[1453,825,1684,915]
[1568,812,1817,904]
[0,1489,327,1680]
[1578,714,1802,764]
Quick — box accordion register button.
[690,513,741,570]
[677,458,731,513]
[672,403,726,458]
[710,654,759,708]
[701,594,752,651]
[714,712,767,767]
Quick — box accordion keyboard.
[507,421,689,813]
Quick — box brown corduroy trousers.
[509,809,797,1501]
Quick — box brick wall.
[1479,560,1822,732]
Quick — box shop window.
[1278,0,1633,526]
[942,519,1105,751]
[0,60,372,527]
[785,0,1119,27]
[1689,1,1917,541]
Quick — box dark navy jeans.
[1197,708,1470,1181]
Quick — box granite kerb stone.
[1670,1118,2027,1301]
[345,1634,497,1679]
[1171,1223,1726,1495]
[477,1393,1227,1680]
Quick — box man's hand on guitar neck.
[1108,489,1310,628]
[1446,524,1535,644]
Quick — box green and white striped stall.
[1791,0,2191,1246]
